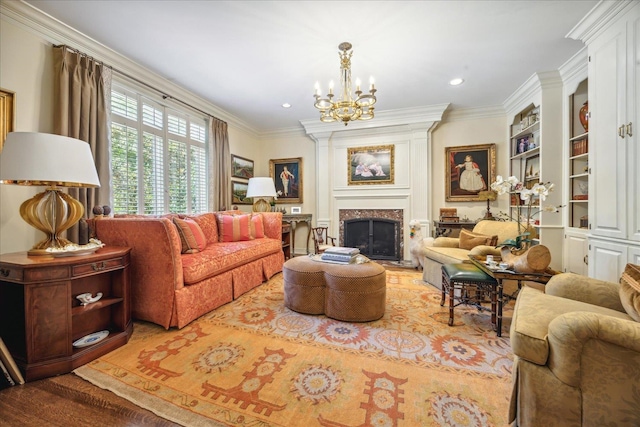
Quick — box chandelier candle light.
[0,132,101,255]
[314,42,377,125]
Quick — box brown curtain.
[208,117,231,211]
[53,45,112,243]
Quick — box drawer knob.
[91,261,107,272]
[0,268,9,277]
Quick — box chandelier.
[313,42,377,125]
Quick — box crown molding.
[443,105,505,122]
[503,70,562,116]
[300,104,450,136]
[1,0,259,138]
[567,0,637,44]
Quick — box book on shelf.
[323,247,360,256]
[0,337,25,385]
[0,358,15,389]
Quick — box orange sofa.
[93,211,284,329]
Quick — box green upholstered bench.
[441,263,503,336]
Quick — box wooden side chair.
[312,227,337,254]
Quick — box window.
[110,85,207,215]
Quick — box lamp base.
[252,198,271,213]
[20,188,85,256]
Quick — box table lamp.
[0,132,101,255]
[478,190,497,220]
[246,177,277,212]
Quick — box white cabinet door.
[628,8,640,242]
[588,19,628,240]
[564,232,588,275]
[589,238,628,282]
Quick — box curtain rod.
[55,44,224,123]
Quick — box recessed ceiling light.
[449,78,464,86]
[282,103,291,108]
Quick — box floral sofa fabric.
[93,211,284,329]
[509,269,640,426]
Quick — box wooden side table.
[433,220,477,238]
[0,246,132,381]
[282,213,313,255]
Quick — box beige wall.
[430,114,508,225]
[0,17,55,253]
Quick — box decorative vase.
[579,101,589,132]
[500,245,551,273]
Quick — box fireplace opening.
[343,218,401,261]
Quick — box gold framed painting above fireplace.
[347,144,394,185]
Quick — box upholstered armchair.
[509,264,640,426]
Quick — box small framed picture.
[231,154,254,179]
[291,207,302,214]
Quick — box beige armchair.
[421,220,521,288]
[509,265,640,426]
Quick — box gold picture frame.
[270,157,303,203]
[347,144,394,185]
[0,88,15,152]
[445,143,497,202]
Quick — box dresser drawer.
[72,257,125,277]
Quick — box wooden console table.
[0,246,132,381]
[282,213,312,256]
[433,220,477,238]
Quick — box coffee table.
[468,254,556,292]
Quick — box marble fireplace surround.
[339,209,403,259]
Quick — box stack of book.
[0,337,24,389]
[320,247,360,264]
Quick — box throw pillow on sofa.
[459,228,498,250]
[620,263,640,322]
[217,213,252,242]
[250,214,265,239]
[174,217,207,253]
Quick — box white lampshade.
[246,177,277,213]
[0,132,100,187]
[246,177,277,198]
[0,132,101,255]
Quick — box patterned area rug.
[75,269,514,426]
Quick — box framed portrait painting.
[231,154,254,179]
[347,144,394,185]
[270,157,303,203]
[231,180,251,205]
[445,143,496,202]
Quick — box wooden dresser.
[0,246,132,381]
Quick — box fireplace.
[343,218,401,261]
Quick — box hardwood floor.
[0,374,178,426]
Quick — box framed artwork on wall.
[0,88,15,152]
[270,157,303,203]
[524,155,540,180]
[231,154,254,179]
[231,180,251,205]
[445,143,496,202]
[347,144,394,185]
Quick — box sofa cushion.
[620,263,640,322]
[217,213,252,242]
[251,214,265,239]
[510,287,632,366]
[189,213,219,243]
[181,238,282,284]
[459,228,498,250]
[174,217,207,253]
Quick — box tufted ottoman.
[283,256,386,322]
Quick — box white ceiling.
[24,0,598,133]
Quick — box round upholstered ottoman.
[282,256,387,322]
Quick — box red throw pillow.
[174,218,207,253]
[217,213,252,242]
[251,214,265,239]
